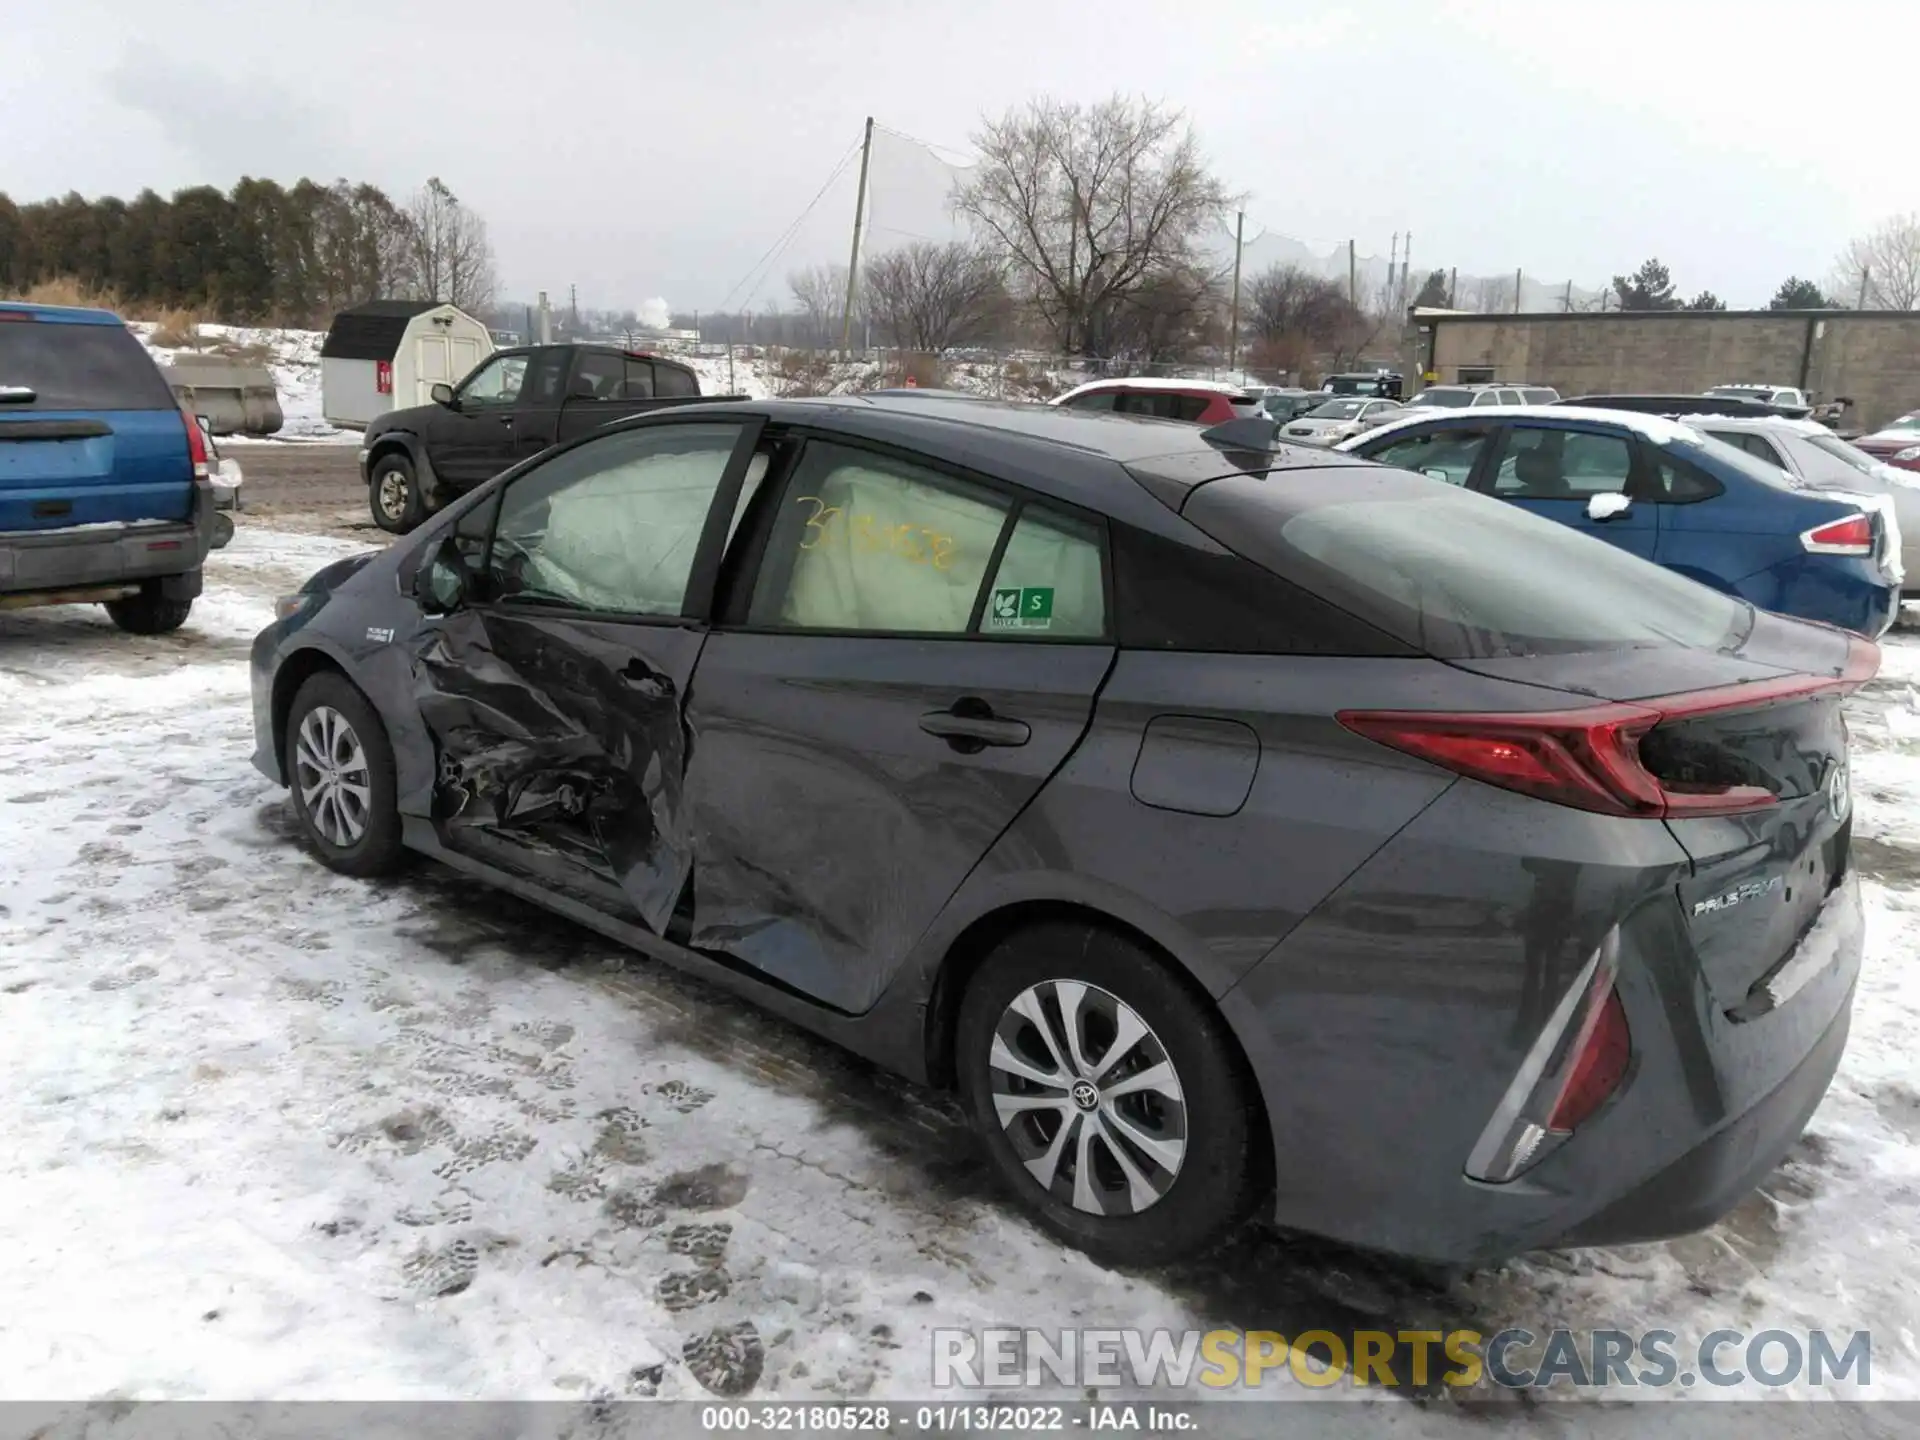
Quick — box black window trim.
[712,426,1116,646]
[449,412,766,629]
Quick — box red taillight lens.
[180,408,210,480]
[1545,988,1630,1132]
[1802,513,1874,555]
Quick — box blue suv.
[0,301,227,633]
[1341,406,1899,637]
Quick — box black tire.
[955,921,1263,1266]
[284,671,407,877]
[105,582,192,635]
[369,452,423,534]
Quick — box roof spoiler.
[1199,417,1285,452]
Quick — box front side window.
[459,353,529,407]
[749,444,1011,633]
[486,422,743,615]
[1367,426,1495,486]
[1493,426,1634,499]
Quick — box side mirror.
[1421,467,1453,483]
[431,383,455,407]
[1587,493,1633,522]
[412,537,469,615]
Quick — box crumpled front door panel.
[411,607,706,931]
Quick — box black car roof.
[611,392,1384,526]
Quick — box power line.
[713,139,862,314]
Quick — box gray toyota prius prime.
[250,394,1872,1266]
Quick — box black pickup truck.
[358,343,726,532]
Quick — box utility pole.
[840,116,875,357]
[1448,267,1457,308]
[1227,210,1244,374]
[1514,268,1523,314]
[1857,266,1872,310]
[569,283,578,334]
[1387,232,1399,309]
[1348,239,1357,308]
[1399,232,1412,311]
[1563,279,1573,312]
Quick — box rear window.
[0,320,176,410]
[1186,474,1751,660]
[655,363,698,398]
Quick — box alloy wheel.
[377,470,409,522]
[295,704,372,847]
[987,979,1188,1216]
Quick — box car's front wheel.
[369,453,423,534]
[956,922,1263,1266]
[285,671,407,877]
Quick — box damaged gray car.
[250,395,1871,1268]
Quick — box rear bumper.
[0,478,218,599]
[1558,978,1851,1248]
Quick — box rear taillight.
[1467,936,1632,1184]
[1340,639,1881,820]
[1802,513,1874,555]
[181,408,209,481]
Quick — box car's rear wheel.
[104,582,192,635]
[285,671,406,877]
[956,921,1262,1265]
[369,453,423,534]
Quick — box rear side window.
[1061,390,1118,412]
[1492,427,1635,498]
[622,359,655,398]
[1184,474,1750,660]
[982,507,1107,639]
[0,320,176,410]
[655,363,698,398]
[1521,388,1559,404]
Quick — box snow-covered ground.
[2,532,1918,1413]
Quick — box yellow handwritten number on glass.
[796,495,841,550]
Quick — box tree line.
[0,176,497,326]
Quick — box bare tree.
[953,95,1231,356]
[401,177,497,312]
[1245,264,1353,347]
[787,263,848,348]
[862,242,1007,352]
[1104,264,1219,364]
[1832,213,1920,309]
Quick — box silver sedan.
[1280,397,1404,445]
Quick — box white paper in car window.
[779,464,1006,631]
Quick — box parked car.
[1406,383,1560,409]
[1322,370,1404,399]
[1259,388,1331,423]
[1704,383,1812,414]
[1562,393,1811,421]
[197,415,244,514]
[251,392,1872,1266]
[1050,378,1266,425]
[1687,413,1920,595]
[357,343,719,534]
[1851,410,1920,474]
[1281,396,1404,444]
[0,301,228,633]
[1340,406,1899,637]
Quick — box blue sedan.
[1340,406,1899,637]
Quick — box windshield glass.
[1409,388,1474,408]
[1886,413,1920,432]
[1308,400,1366,419]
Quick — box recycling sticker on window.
[986,585,1054,631]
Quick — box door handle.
[919,699,1030,751]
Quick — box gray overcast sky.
[6,0,1909,312]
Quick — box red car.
[1051,378,1267,425]
[1852,410,1920,473]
